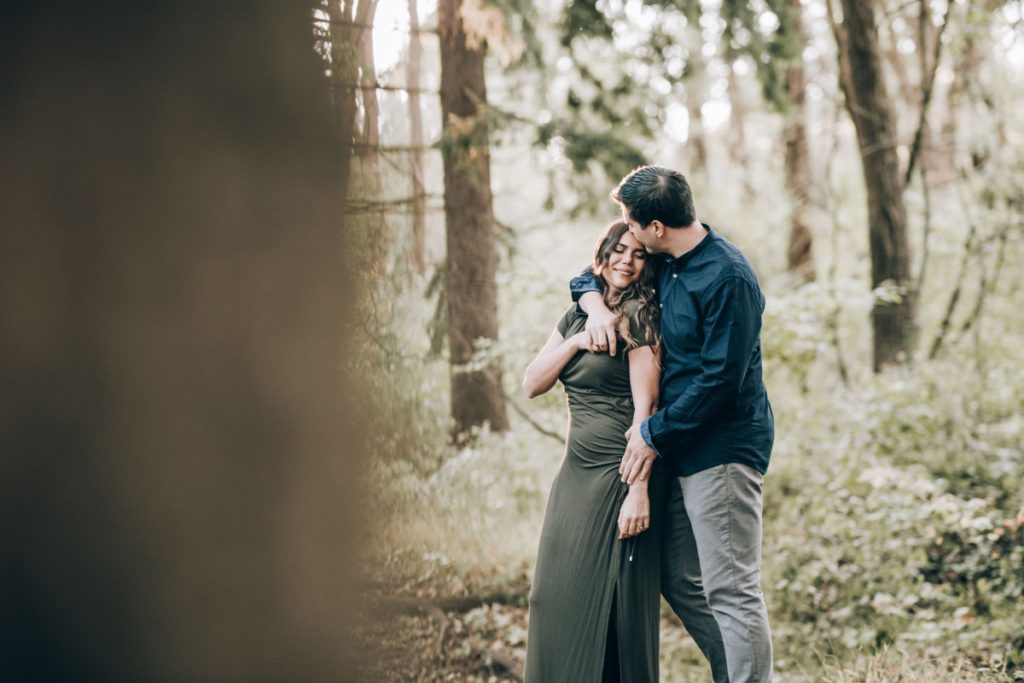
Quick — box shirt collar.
[663,223,716,270]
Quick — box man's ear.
[650,219,665,237]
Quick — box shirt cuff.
[569,276,601,302]
[639,419,661,458]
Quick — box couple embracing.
[522,166,774,682]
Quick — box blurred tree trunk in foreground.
[833,0,917,370]
[438,0,509,438]
[782,0,816,282]
[0,2,366,680]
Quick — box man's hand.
[620,424,656,485]
[579,292,617,355]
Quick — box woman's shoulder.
[557,303,586,335]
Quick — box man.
[571,165,774,682]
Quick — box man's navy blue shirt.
[571,225,774,477]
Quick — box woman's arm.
[618,344,660,539]
[522,328,588,399]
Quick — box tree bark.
[726,63,750,179]
[357,0,380,162]
[354,0,384,273]
[438,0,509,437]
[2,2,364,679]
[683,19,708,173]
[837,0,917,370]
[782,0,815,282]
[408,0,428,273]
[327,0,359,204]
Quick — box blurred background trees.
[324,0,1024,678]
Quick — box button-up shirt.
[570,224,774,476]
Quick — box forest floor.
[351,558,1016,682]
[353,584,712,682]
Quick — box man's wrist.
[578,290,603,314]
[639,419,661,458]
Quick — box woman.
[522,221,663,682]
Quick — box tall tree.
[832,0,917,370]
[357,0,380,165]
[327,0,359,204]
[407,0,427,273]
[682,5,708,173]
[325,0,378,203]
[438,0,509,437]
[722,0,817,279]
[2,1,364,679]
[780,0,815,281]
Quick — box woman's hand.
[568,331,591,351]
[617,487,650,539]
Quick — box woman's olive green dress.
[524,304,663,683]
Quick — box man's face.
[622,206,666,254]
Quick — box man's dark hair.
[611,165,695,228]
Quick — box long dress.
[524,303,663,683]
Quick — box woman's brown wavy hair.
[592,220,661,354]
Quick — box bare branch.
[904,0,952,186]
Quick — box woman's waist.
[565,389,634,413]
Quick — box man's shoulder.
[702,232,761,288]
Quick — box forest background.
[332,0,1024,680]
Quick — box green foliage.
[490,0,544,65]
[560,0,614,47]
[761,337,1024,672]
[721,0,804,111]
[536,120,647,215]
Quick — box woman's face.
[604,229,647,291]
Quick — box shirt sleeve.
[556,304,579,337]
[639,420,662,457]
[569,266,602,302]
[644,276,763,453]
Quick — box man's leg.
[661,475,729,683]
[682,463,772,683]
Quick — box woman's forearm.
[523,336,582,399]
[627,344,660,492]
[631,394,657,426]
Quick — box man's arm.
[642,276,762,454]
[568,266,618,355]
[570,266,601,302]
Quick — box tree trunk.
[685,83,708,173]
[783,0,815,282]
[357,0,380,162]
[937,34,979,180]
[837,0,917,370]
[726,64,748,168]
[683,18,708,173]
[438,0,509,437]
[327,0,359,204]
[408,0,427,273]
[726,63,754,198]
[354,0,385,272]
[2,2,364,679]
